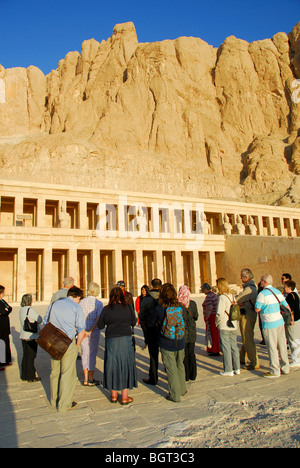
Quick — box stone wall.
[221,235,300,287]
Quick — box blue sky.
[0,0,299,75]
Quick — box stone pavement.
[1,299,300,449]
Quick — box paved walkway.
[1,299,300,448]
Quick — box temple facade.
[1,180,300,303]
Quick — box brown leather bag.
[36,304,72,360]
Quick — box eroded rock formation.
[0,21,300,205]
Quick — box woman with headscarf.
[19,294,43,382]
[178,285,199,381]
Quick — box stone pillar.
[79,201,88,230]
[295,219,300,237]
[68,248,77,282]
[43,248,53,302]
[278,217,285,237]
[135,249,144,293]
[268,216,274,236]
[92,248,101,285]
[206,250,217,287]
[286,218,293,237]
[155,249,164,280]
[114,247,123,284]
[36,196,46,228]
[175,249,184,290]
[14,195,23,225]
[192,250,201,294]
[257,216,264,236]
[17,247,27,303]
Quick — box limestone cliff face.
[0,21,300,205]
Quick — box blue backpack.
[161,306,185,340]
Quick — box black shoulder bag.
[23,307,38,334]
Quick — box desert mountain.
[0,21,300,206]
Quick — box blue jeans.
[219,330,240,373]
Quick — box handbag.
[265,288,293,326]
[36,304,72,360]
[23,307,38,334]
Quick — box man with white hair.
[50,277,75,304]
[255,274,290,378]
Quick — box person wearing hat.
[116,281,134,308]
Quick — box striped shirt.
[255,286,287,330]
[202,291,218,320]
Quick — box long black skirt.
[104,336,137,391]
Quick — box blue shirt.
[255,286,287,330]
[43,297,86,340]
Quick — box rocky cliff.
[1,21,300,205]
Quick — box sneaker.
[233,369,240,375]
[220,371,234,376]
[263,372,280,378]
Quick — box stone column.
[14,195,23,225]
[155,249,164,280]
[192,250,201,294]
[286,218,293,237]
[92,248,101,285]
[43,248,53,302]
[257,216,264,236]
[268,216,275,236]
[175,249,184,290]
[68,248,77,282]
[79,201,88,230]
[36,196,46,228]
[206,250,217,287]
[135,249,144,293]
[17,247,27,303]
[278,217,285,237]
[114,247,123,284]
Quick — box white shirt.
[19,306,43,340]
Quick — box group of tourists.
[0,268,299,412]
[202,270,299,379]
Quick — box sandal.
[121,396,133,405]
[83,380,95,387]
[111,397,118,403]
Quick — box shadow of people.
[0,342,18,447]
